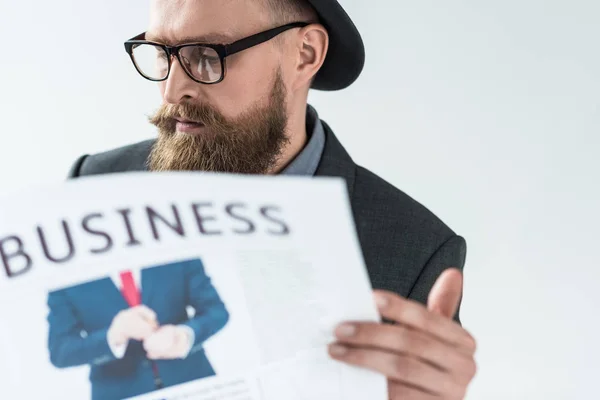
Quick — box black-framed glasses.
[124,22,309,85]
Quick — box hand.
[328,269,477,400]
[107,305,158,346]
[143,325,193,360]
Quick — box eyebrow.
[145,32,236,45]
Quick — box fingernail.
[329,344,348,356]
[336,323,357,337]
[374,293,389,308]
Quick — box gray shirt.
[280,105,325,176]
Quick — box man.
[47,258,229,400]
[67,0,477,398]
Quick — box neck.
[268,99,308,175]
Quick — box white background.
[0,0,598,399]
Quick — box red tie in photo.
[119,270,163,389]
[120,270,141,307]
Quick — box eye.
[198,47,219,61]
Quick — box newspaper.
[0,172,387,400]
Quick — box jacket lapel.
[124,139,155,172]
[96,278,130,316]
[315,120,357,199]
[141,267,156,307]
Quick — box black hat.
[305,0,365,91]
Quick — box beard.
[147,69,290,174]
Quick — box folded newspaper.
[0,172,387,400]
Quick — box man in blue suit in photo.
[46,258,230,400]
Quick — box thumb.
[135,305,158,326]
[427,268,463,319]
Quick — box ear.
[292,24,329,91]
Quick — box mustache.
[149,102,227,133]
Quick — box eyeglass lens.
[131,44,222,83]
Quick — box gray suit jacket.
[67,121,467,322]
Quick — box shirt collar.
[280,104,326,177]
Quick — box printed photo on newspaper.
[0,172,388,400]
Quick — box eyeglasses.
[124,22,309,85]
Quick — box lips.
[173,117,206,135]
[174,117,204,126]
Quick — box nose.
[161,55,199,105]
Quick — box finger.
[428,268,463,319]
[144,335,165,357]
[146,351,161,360]
[150,326,174,343]
[334,322,472,374]
[131,318,159,341]
[143,336,156,353]
[388,381,440,400]
[373,291,476,355]
[135,306,158,326]
[328,344,463,398]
